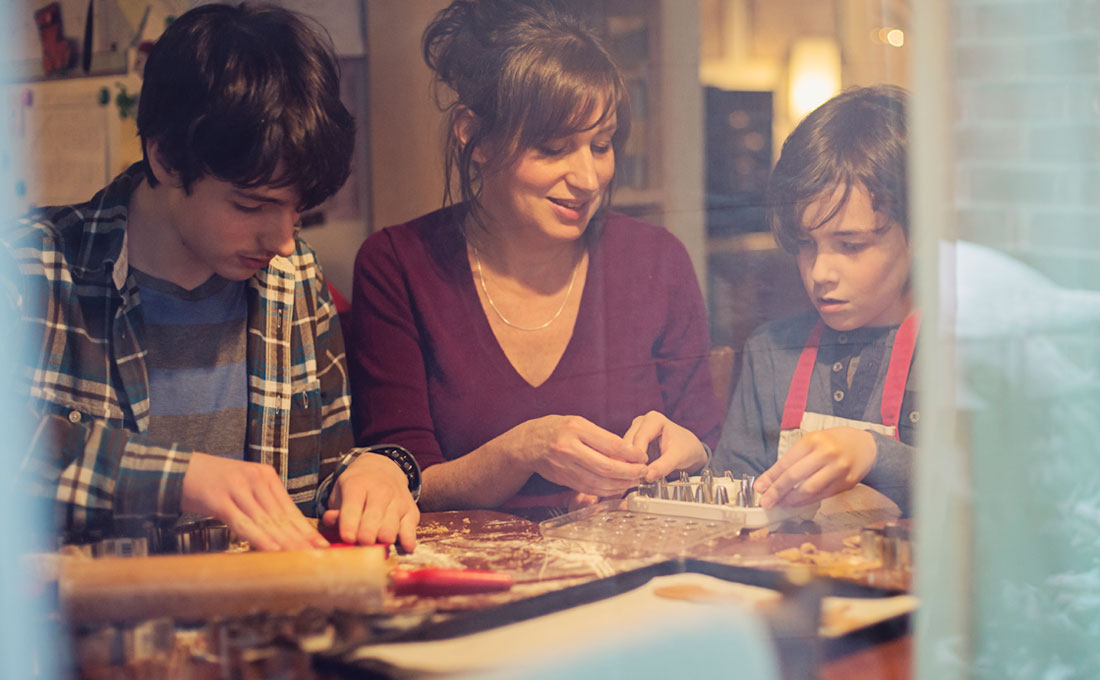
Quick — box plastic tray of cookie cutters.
[539,471,819,556]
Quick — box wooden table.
[66,487,911,678]
[380,486,912,680]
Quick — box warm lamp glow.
[886,29,905,47]
[788,38,842,123]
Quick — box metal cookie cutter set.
[625,470,820,529]
[539,471,819,556]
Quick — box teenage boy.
[713,85,917,515]
[2,4,420,551]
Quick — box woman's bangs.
[512,51,623,151]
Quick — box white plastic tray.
[625,475,819,529]
[538,477,819,555]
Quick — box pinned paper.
[115,0,147,32]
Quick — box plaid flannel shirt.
[2,164,361,542]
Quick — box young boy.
[712,85,917,515]
[2,4,420,551]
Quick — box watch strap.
[315,444,422,515]
[369,444,422,502]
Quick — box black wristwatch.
[368,444,422,502]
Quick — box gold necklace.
[472,245,580,332]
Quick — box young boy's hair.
[767,85,908,253]
[136,3,355,210]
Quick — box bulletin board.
[4,75,143,215]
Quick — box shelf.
[3,51,128,85]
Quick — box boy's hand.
[624,411,708,482]
[320,453,420,552]
[755,427,877,508]
[181,453,330,551]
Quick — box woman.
[350,0,722,514]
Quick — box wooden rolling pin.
[59,546,388,623]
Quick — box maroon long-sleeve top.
[349,206,722,505]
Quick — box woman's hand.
[321,453,420,552]
[754,427,877,508]
[624,411,708,482]
[509,415,648,497]
[567,491,601,511]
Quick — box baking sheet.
[322,558,913,676]
[344,573,780,676]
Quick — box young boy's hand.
[754,427,877,508]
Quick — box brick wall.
[953,0,1100,288]
[948,2,1100,676]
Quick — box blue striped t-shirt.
[133,269,248,460]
